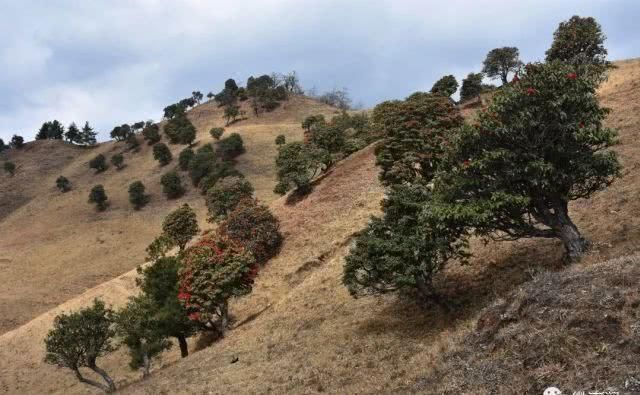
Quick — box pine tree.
[81,122,98,146]
[65,122,81,144]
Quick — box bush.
[160,170,185,199]
[482,47,522,84]
[198,161,242,194]
[110,124,132,141]
[178,147,194,171]
[126,133,140,152]
[459,72,484,102]
[188,146,217,186]
[179,233,256,333]
[274,142,329,195]
[44,299,117,393]
[0,138,5,152]
[220,198,282,264]
[343,137,367,155]
[89,154,108,173]
[89,185,109,211]
[153,143,172,166]
[309,123,345,154]
[430,75,459,97]
[56,176,71,192]
[128,181,148,209]
[205,177,254,222]
[111,153,125,170]
[3,161,16,176]
[209,127,224,140]
[164,113,197,145]
[275,134,286,146]
[216,133,244,159]
[223,105,240,125]
[302,115,326,132]
[142,123,161,145]
[162,204,199,251]
[11,134,24,148]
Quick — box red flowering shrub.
[526,87,537,95]
[567,72,578,80]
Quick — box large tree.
[433,61,620,261]
[80,122,98,146]
[65,122,81,144]
[459,72,484,102]
[36,120,65,140]
[430,75,459,98]
[546,15,608,66]
[482,47,522,85]
[162,204,199,251]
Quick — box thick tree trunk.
[88,364,116,393]
[74,369,111,393]
[554,212,588,261]
[177,335,189,358]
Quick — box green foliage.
[153,143,173,166]
[209,127,225,140]
[309,122,346,154]
[215,78,239,107]
[246,74,287,115]
[302,114,326,132]
[178,147,194,170]
[216,132,245,159]
[11,134,24,148]
[56,176,71,192]
[65,122,81,144]
[89,154,108,173]
[373,92,464,186]
[126,133,140,152]
[3,161,16,176]
[128,181,148,210]
[188,146,217,186]
[274,142,330,195]
[220,198,282,265]
[275,134,286,146]
[546,15,609,67]
[198,161,242,194]
[110,153,125,170]
[164,113,197,145]
[44,299,117,393]
[80,122,98,146]
[223,104,240,125]
[192,91,203,104]
[89,185,108,211]
[205,176,254,222]
[110,124,132,142]
[433,61,621,260]
[36,120,65,140]
[160,170,185,199]
[459,72,484,102]
[162,204,199,251]
[430,75,459,97]
[482,47,522,84]
[142,123,161,145]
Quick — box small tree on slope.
[432,61,620,261]
[162,204,199,251]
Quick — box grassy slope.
[0,95,339,335]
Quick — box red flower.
[511,74,520,83]
[579,122,585,128]
[188,312,201,321]
[462,160,471,168]
[526,87,537,95]
[567,72,577,80]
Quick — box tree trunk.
[142,354,151,379]
[177,335,189,358]
[74,369,111,393]
[554,213,588,261]
[88,364,116,393]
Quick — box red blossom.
[188,312,201,321]
[462,160,471,168]
[526,87,537,96]
[511,74,520,83]
[579,122,585,128]
[567,72,577,80]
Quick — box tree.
[179,232,256,334]
[11,134,24,148]
[164,113,196,145]
[207,92,214,101]
[433,61,621,261]
[115,296,171,378]
[36,120,65,140]
[56,176,71,192]
[111,153,125,170]
[459,72,484,102]
[220,198,282,265]
[209,127,224,140]
[110,124,132,141]
[316,88,351,110]
[430,75,459,98]
[205,176,254,222]
[89,154,108,173]
[0,138,5,152]
[283,71,303,94]
[160,170,185,199]
[274,142,330,195]
[162,204,199,251]
[546,15,609,67]
[80,122,98,146]
[197,161,242,194]
[89,185,109,211]
[223,105,240,125]
[216,132,244,159]
[128,181,148,209]
[142,123,161,145]
[301,115,326,132]
[126,133,140,152]
[4,161,16,176]
[65,122,81,144]
[309,123,346,154]
[188,145,217,186]
[192,91,203,104]
[482,47,522,85]
[44,299,117,393]
[132,121,145,132]
[215,79,240,107]
[275,134,286,146]
[153,143,172,166]
[178,147,194,171]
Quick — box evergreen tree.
[546,15,609,67]
[0,138,5,152]
[89,185,109,211]
[164,113,196,145]
[161,170,185,199]
[65,122,81,144]
[142,123,161,145]
[153,143,172,166]
[482,47,522,85]
[36,120,65,140]
[128,181,148,209]
[274,142,329,195]
[178,147,194,171]
[80,122,98,146]
[209,127,224,140]
[459,72,484,102]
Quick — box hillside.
[0,95,339,335]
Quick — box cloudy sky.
[1,0,638,142]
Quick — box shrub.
[0,138,5,152]
[126,133,140,152]
[179,233,256,334]
[10,134,24,149]
[164,113,197,145]
[482,47,522,84]
[216,133,245,159]
[153,143,172,166]
[546,15,608,66]
[430,75,459,97]
[223,105,240,125]
[188,146,217,186]
[343,137,367,155]
[275,134,286,146]
[162,204,199,251]
[178,147,194,171]
[3,161,16,176]
[89,185,108,211]
[198,161,242,194]
[205,177,254,222]
[44,299,117,393]
[459,72,484,102]
[160,170,185,199]
[89,154,108,173]
[110,124,132,141]
[142,123,161,145]
[209,127,224,140]
[110,153,125,170]
[433,61,621,261]
[128,181,148,209]
[309,123,345,154]
[274,142,329,195]
[220,198,282,264]
[56,176,71,192]
[302,115,326,132]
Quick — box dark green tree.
[153,143,172,166]
[302,115,326,132]
[482,47,522,84]
[142,123,161,145]
[65,122,81,144]
[126,133,140,152]
[223,105,240,125]
[178,147,194,171]
[216,132,244,159]
[546,15,609,66]
[89,154,108,173]
[274,142,330,195]
[188,145,217,186]
[128,181,148,209]
[162,204,199,251]
[44,299,117,393]
[459,72,484,102]
[110,124,132,141]
[192,91,204,104]
[197,161,242,194]
[209,127,224,140]
[36,120,65,140]
[10,134,24,149]
[275,134,286,146]
[0,138,5,152]
[4,161,16,176]
[205,176,254,222]
[160,170,185,199]
[80,122,98,146]
[56,175,71,192]
[430,75,459,98]
[110,153,125,170]
[88,185,108,211]
[164,113,196,145]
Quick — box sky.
[1,0,638,142]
